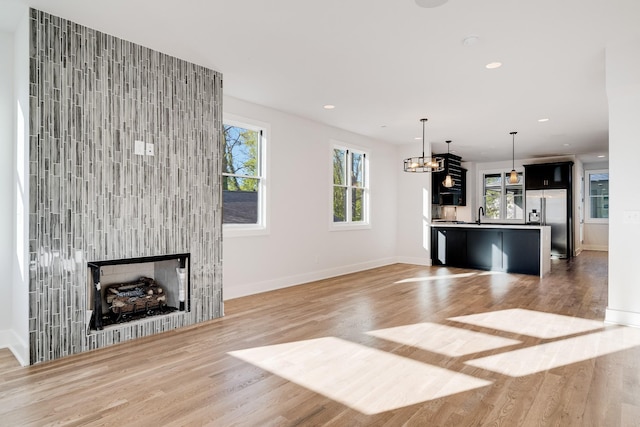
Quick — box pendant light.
[442,140,454,188]
[509,131,520,184]
[403,118,444,173]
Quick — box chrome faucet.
[477,206,484,225]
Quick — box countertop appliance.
[526,189,568,258]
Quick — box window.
[586,169,608,223]
[482,171,524,221]
[332,144,369,227]
[222,118,267,233]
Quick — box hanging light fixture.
[509,131,520,184]
[442,140,454,188]
[403,118,444,173]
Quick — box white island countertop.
[430,222,549,230]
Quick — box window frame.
[478,168,525,223]
[330,142,371,231]
[222,114,270,237]
[585,169,609,224]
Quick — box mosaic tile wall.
[28,9,223,364]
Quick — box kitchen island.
[430,223,551,277]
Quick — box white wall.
[16,12,30,365]
[583,224,608,251]
[395,144,433,265]
[605,38,640,327]
[222,96,398,299]
[0,31,13,343]
[0,11,29,365]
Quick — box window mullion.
[223,172,258,179]
[346,150,352,222]
[258,130,263,176]
[502,177,507,220]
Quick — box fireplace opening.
[87,253,190,331]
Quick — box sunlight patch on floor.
[394,272,477,284]
[229,337,492,415]
[448,308,605,339]
[477,271,507,276]
[366,322,521,357]
[466,326,640,377]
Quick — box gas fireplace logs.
[105,277,167,315]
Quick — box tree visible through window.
[482,171,524,221]
[332,146,368,224]
[484,173,502,219]
[223,123,264,225]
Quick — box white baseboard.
[0,329,29,366]
[582,245,609,252]
[395,256,431,266]
[224,257,397,300]
[605,308,640,328]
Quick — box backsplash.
[28,9,223,363]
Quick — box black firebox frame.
[88,253,190,331]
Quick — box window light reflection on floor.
[228,309,640,415]
[466,326,640,377]
[229,337,492,415]
[366,322,521,357]
[448,308,605,339]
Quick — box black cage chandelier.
[403,118,444,173]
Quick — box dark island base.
[431,226,542,275]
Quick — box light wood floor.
[2,251,639,426]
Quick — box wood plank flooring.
[1,251,638,426]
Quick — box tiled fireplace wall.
[28,9,223,364]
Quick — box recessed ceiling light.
[414,137,422,140]
[538,118,549,122]
[485,62,502,69]
[415,0,448,8]
[323,104,335,110]
[563,143,571,147]
[597,155,606,158]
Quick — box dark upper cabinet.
[432,154,467,206]
[524,162,573,190]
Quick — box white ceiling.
[2,0,639,162]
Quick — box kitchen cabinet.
[432,228,467,267]
[431,225,546,276]
[466,229,502,271]
[524,162,573,190]
[432,153,466,206]
[502,230,541,275]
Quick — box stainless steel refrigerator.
[526,189,569,258]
